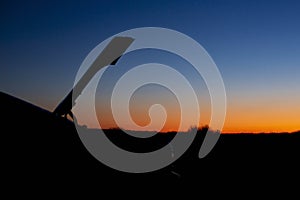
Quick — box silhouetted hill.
[1,91,299,191]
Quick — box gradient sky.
[1,0,300,133]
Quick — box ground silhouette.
[1,91,299,190]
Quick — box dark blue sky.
[1,0,300,132]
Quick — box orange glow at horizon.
[222,91,300,133]
[75,87,300,133]
[78,99,300,133]
[77,100,300,133]
[79,105,300,133]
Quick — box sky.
[1,0,300,133]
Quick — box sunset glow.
[1,1,300,134]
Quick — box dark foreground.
[1,91,299,193]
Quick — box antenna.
[53,36,134,119]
